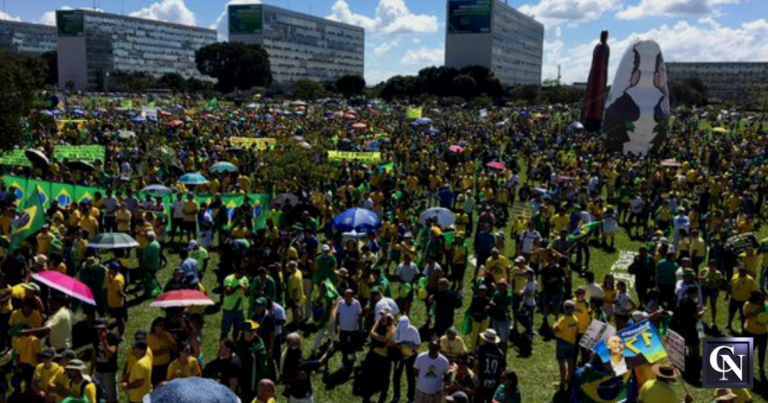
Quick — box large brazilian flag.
[570,364,637,403]
[10,189,46,251]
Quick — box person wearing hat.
[656,247,680,309]
[166,342,201,382]
[31,347,63,402]
[76,254,107,328]
[430,278,463,337]
[236,319,268,403]
[553,300,579,390]
[123,341,153,403]
[468,283,491,350]
[249,268,277,318]
[141,230,162,297]
[474,328,505,402]
[489,279,513,354]
[638,363,692,403]
[315,244,337,286]
[61,359,98,403]
[362,309,396,403]
[394,253,419,316]
[413,339,450,403]
[485,248,510,285]
[727,265,758,333]
[713,388,739,403]
[281,332,332,403]
[90,318,120,403]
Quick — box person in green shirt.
[493,370,522,403]
[188,240,209,273]
[249,268,277,318]
[142,232,162,297]
[314,245,337,285]
[489,280,513,354]
[222,266,249,340]
[77,254,107,327]
[656,249,679,309]
[699,261,724,328]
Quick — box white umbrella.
[118,130,136,139]
[419,207,456,226]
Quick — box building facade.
[445,0,544,87]
[56,9,216,90]
[666,62,768,104]
[0,20,57,55]
[228,4,365,87]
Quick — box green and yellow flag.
[10,189,45,251]
[405,107,422,120]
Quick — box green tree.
[453,74,478,99]
[158,72,187,93]
[195,42,272,93]
[335,74,366,98]
[293,78,324,100]
[0,52,45,151]
[39,50,58,87]
[510,84,541,106]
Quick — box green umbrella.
[210,161,238,173]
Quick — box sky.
[1,0,767,85]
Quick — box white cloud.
[400,46,444,66]
[616,0,745,19]
[518,0,623,26]
[211,0,262,41]
[412,38,420,44]
[39,6,72,26]
[129,0,196,26]
[327,0,438,35]
[548,18,768,85]
[366,69,402,85]
[0,10,21,22]
[373,40,399,57]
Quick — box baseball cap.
[41,348,56,359]
[134,330,148,340]
[255,297,267,306]
[240,320,260,332]
[108,261,121,271]
[187,240,198,250]
[322,244,331,252]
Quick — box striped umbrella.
[150,290,214,308]
[86,232,139,249]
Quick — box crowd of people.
[0,97,765,403]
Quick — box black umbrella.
[25,149,49,168]
[67,160,95,172]
[270,193,299,209]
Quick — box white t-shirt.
[630,197,644,214]
[519,230,541,254]
[414,352,450,394]
[270,303,286,336]
[336,299,362,332]
[395,262,420,284]
[374,297,400,322]
[172,200,184,218]
[523,280,537,307]
[103,197,118,216]
[614,292,633,316]
[585,283,604,300]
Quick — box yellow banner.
[230,137,276,151]
[406,107,422,120]
[328,151,381,164]
[55,120,87,132]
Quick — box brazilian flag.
[568,221,602,243]
[10,189,45,251]
[570,364,637,403]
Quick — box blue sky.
[2,0,767,84]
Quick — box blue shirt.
[179,257,199,281]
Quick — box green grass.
[97,221,768,403]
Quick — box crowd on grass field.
[0,98,765,403]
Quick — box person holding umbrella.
[20,294,74,352]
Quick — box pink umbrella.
[486,161,506,170]
[150,290,214,308]
[31,271,96,306]
[352,122,367,130]
[449,145,464,153]
[343,112,357,120]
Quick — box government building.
[444,0,544,86]
[666,62,768,105]
[56,9,216,90]
[227,3,365,87]
[0,19,57,55]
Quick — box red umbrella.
[150,290,214,308]
[449,145,464,153]
[486,161,506,170]
[165,119,184,128]
[352,122,367,130]
[32,271,95,305]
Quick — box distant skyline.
[2,0,767,85]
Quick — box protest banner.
[55,120,88,132]
[610,250,637,289]
[0,151,32,167]
[580,320,617,350]
[663,329,685,371]
[405,107,422,120]
[594,319,667,376]
[327,151,381,164]
[230,137,276,150]
[54,145,106,163]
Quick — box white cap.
[322,244,331,252]
[187,240,198,250]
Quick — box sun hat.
[142,377,240,403]
[651,363,678,380]
[479,328,501,344]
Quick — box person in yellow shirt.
[573,287,592,365]
[639,364,692,403]
[253,379,277,403]
[286,262,304,326]
[61,359,97,403]
[485,249,510,284]
[9,297,43,336]
[0,273,11,350]
[32,347,64,402]
[123,341,153,403]
[727,267,759,333]
[13,331,42,391]
[116,204,132,233]
[103,262,126,337]
[181,193,199,243]
[36,226,55,256]
[166,343,201,381]
[147,317,176,387]
[739,248,760,278]
[553,301,579,390]
[743,291,767,374]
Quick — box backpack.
[80,377,107,403]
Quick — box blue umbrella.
[534,188,555,199]
[144,377,239,403]
[130,116,145,123]
[331,208,381,233]
[412,117,433,125]
[419,207,455,226]
[178,173,208,185]
[210,161,238,173]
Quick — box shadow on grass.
[323,366,352,390]
[552,387,571,403]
